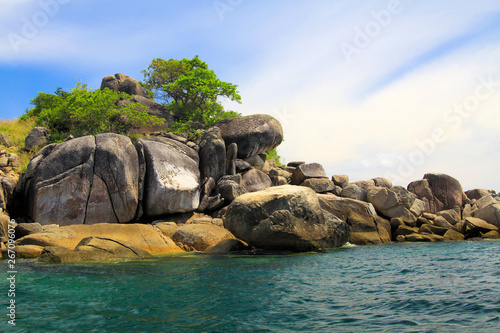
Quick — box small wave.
[340,242,357,248]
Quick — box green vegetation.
[264,148,284,166]
[142,56,241,125]
[22,83,164,141]
[0,117,37,172]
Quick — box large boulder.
[24,134,140,225]
[408,173,465,213]
[318,194,390,245]
[215,114,283,159]
[199,127,226,182]
[100,73,147,97]
[17,223,184,254]
[171,224,236,251]
[472,202,500,228]
[241,169,272,192]
[38,237,152,263]
[367,186,417,224]
[225,186,349,252]
[25,127,50,151]
[136,137,200,217]
[290,163,328,185]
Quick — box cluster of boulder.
[1,74,499,263]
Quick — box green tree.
[142,56,242,124]
[25,83,164,139]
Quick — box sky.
[1,0,500,190]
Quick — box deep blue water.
[2,240,500,332]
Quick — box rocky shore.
[1,75,499,263]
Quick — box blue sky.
[1,0,500,190]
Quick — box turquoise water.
[2,241,500,332]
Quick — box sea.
[2,240,499,332]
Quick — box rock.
[301,178,335,193]
[290,163,328,185]
[394,225,419,237]
[25,127,50,151]
[410,199,426,218]
[0,133,13,148]
[332,175,349,188]
[443,229,465,241]
[0,212,10,242]
[391,186,418,209]
[351,180,375,190]
[171,224,236,251]
[216,179,247,204]
[27,135,96,225]
[215,114,283,159]
[340,184,367,202]
[475,195,497,209]
[465,217,498,233]
[466,189,492,201]
[2,245,44,259]
[226,143,237,175]
[25,134,140,225]
[137,137,200,217]
[15,223,44,239]
[270,175,288,187]
[375,216,392,243]
[235,159,252,173]
[318,194,388,245]
[100,73,147,97]
[287,161,305,167]
[241,169,272,192]
[225,186,350,252]
[0,154,7,167]
[1,175,17,210]
[205,239,253,254]
[269,167,292,182]
[433,216,455,230]
[419,223,448,236]
[481,230,500,239]
[422,213,437,220]
[409,174,465,213]
[372,177,392,188]
[199,127,226,182]
[17,223,184,255]
[436,208,461,226]
[244,154,266,171]
[39,236,152,263]
[154,222,178,238]
[402,233,444,242]
[472,203,500,228]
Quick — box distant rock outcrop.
[101,73,147,97]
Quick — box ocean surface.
[2,240,500,332]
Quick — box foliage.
[24,83,165,138]
[264,148,284,167]
[0,117,37,172]
[142,56,241,124]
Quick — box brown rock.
[301,178,335,193]
[332,175,349,188]
[241,169,272,192]
[404,233,444,242]
[171,224,236,251]
[465,217,498,233]
[443,229,465,241]
[290,163,328,185]
[419,223,448,236]
[204,239,252,254]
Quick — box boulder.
[0,212,10,242]
[225,186,349,252]
[1,245,44,259]
[436,208,461,226]
[225,143,238,175]
[401,233,444,242]
[25,127,50,151]
[408,173,465,213]
[216,114,283,159]
[318,194,389,245]
[205,239,253,254]
[235,159,252,173]
[419,223,448,236]
[216,178,247,204]
[39,237,152,263]
[351,180,376,190]
[301,178,335,193]
[100,73,147,97]
[372,177,393,188]
[433,216,455,230]
[136,137,200,217]
[472,203,500,228]
[15,222,44,239]
[290,163,328,185]
[199,127,226,182]
[466,189,492,201]
[465,217,498,233]
[340,184,367,202]
[244,154,266,171]
[365,186,417,224]
[241,169,272,192]
[25,134,140,225]
[443,229,465,241]
[332,175,349,188]
[171,224,236,251]
[17,223,184,254]
[394,225,419,237]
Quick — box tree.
[25,83,164,139]
[142,56,242,123]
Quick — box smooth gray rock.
[241,169,272,192]
[199,127,226,182]
[216,114,283,159]
[25,127,50,151]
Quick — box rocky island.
[1,74,499,263]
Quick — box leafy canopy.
[22,83,164,140]
[142,56,242,124]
